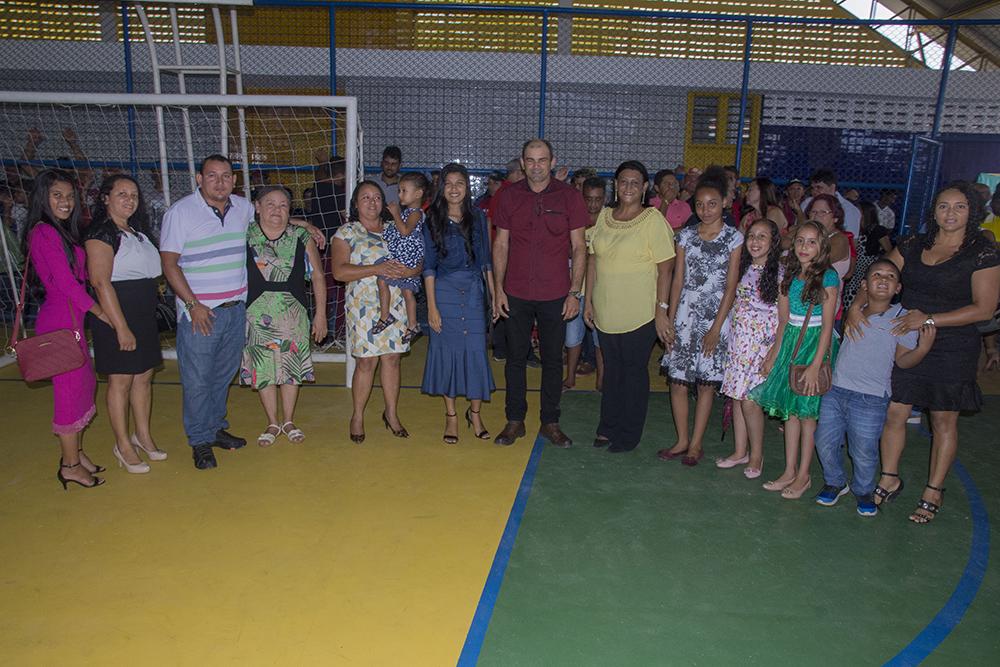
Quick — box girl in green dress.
[240,186,327,446]
[749,221,839,500]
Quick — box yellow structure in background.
[1,0,922,68]
[684,92,762,178]
[235,88,344,198]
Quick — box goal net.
[0,92,361,376]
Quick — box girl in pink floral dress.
[718,219,783,479]
[24,170,111,489]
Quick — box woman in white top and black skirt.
[85,174,167,473]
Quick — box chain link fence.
[2,2,999,331]
[3,3,998,185]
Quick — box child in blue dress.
[374,172,427,343]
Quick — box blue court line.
[884,442,991,665]
[457,434,546,667]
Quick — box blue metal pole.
[121,2,139,178]
[538,11,549,138]
[900,135,920,236]
[734,20,752,174]
[930,24,958,139]
[328,3,338,93]
[329,4,338,156]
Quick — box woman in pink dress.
[23,170,111,489]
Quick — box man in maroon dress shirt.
[491,139,588,447]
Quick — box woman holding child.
[331,181,422,443]
[848,182,1000,524]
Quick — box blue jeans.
[814,385,890,496]
[176,302,246,446]
[565,296,600,349]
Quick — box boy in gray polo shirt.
[814,259,935,515]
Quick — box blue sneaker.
[815,484,850,506]
[857,494,878,517]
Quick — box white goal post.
[0,92,361,383]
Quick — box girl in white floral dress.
[658,170,743,466]
[717,219,783,478]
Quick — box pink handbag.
[6,256,86,382]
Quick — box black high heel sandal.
[910,484,945,524]
[443,413,459,444]
[73,448,106,474]
[381,411,409,438]
[873,470,904,507]
[57,462,104,490]
[465,407,490,440]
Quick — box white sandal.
[282,421,305,443]
[258,424,281,447]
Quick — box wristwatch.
[568,290,582,298]
[658,301,670,311]
[184,299,199,312]
[924,314,935,327]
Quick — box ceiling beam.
[879,0,1000,68]
[940,0,1000,20]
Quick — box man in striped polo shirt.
[161,154,322,470]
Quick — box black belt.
[214,300,242,309]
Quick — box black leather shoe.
[607,442,637,454]
[192,444,217,469]
[214,429,247,450]
[494,421,526,446]
[538,423,572,448]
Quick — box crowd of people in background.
[4,130,1000,527]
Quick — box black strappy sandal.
[910,484,945,524]
[873,471,904,507]
[443,413,459,444]
[371,314,397,335]
[401,326,422,345]
[465,407,490,440]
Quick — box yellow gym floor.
[0,338,541,665]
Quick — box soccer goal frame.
[1,91,361,383]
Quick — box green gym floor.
[0,339,997,665]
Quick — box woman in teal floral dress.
[240,186,326,446]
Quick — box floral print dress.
[661,224,743,387]
[721,264,781,400]
[240,224,315,388]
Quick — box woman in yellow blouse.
[584,160,675,453]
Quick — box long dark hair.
[922,181,986,254]
[781,220,833,305]
[91,174,155,245]
[348,180,392,223]
[747,177,780,215]
[426,163,474,260]
[857,200,884,256]
[21,169,82,287]
[738,218,782,305]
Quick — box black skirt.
[92,278,163,375]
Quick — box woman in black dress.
[847,182,1000,523]
[85,175,166,473]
